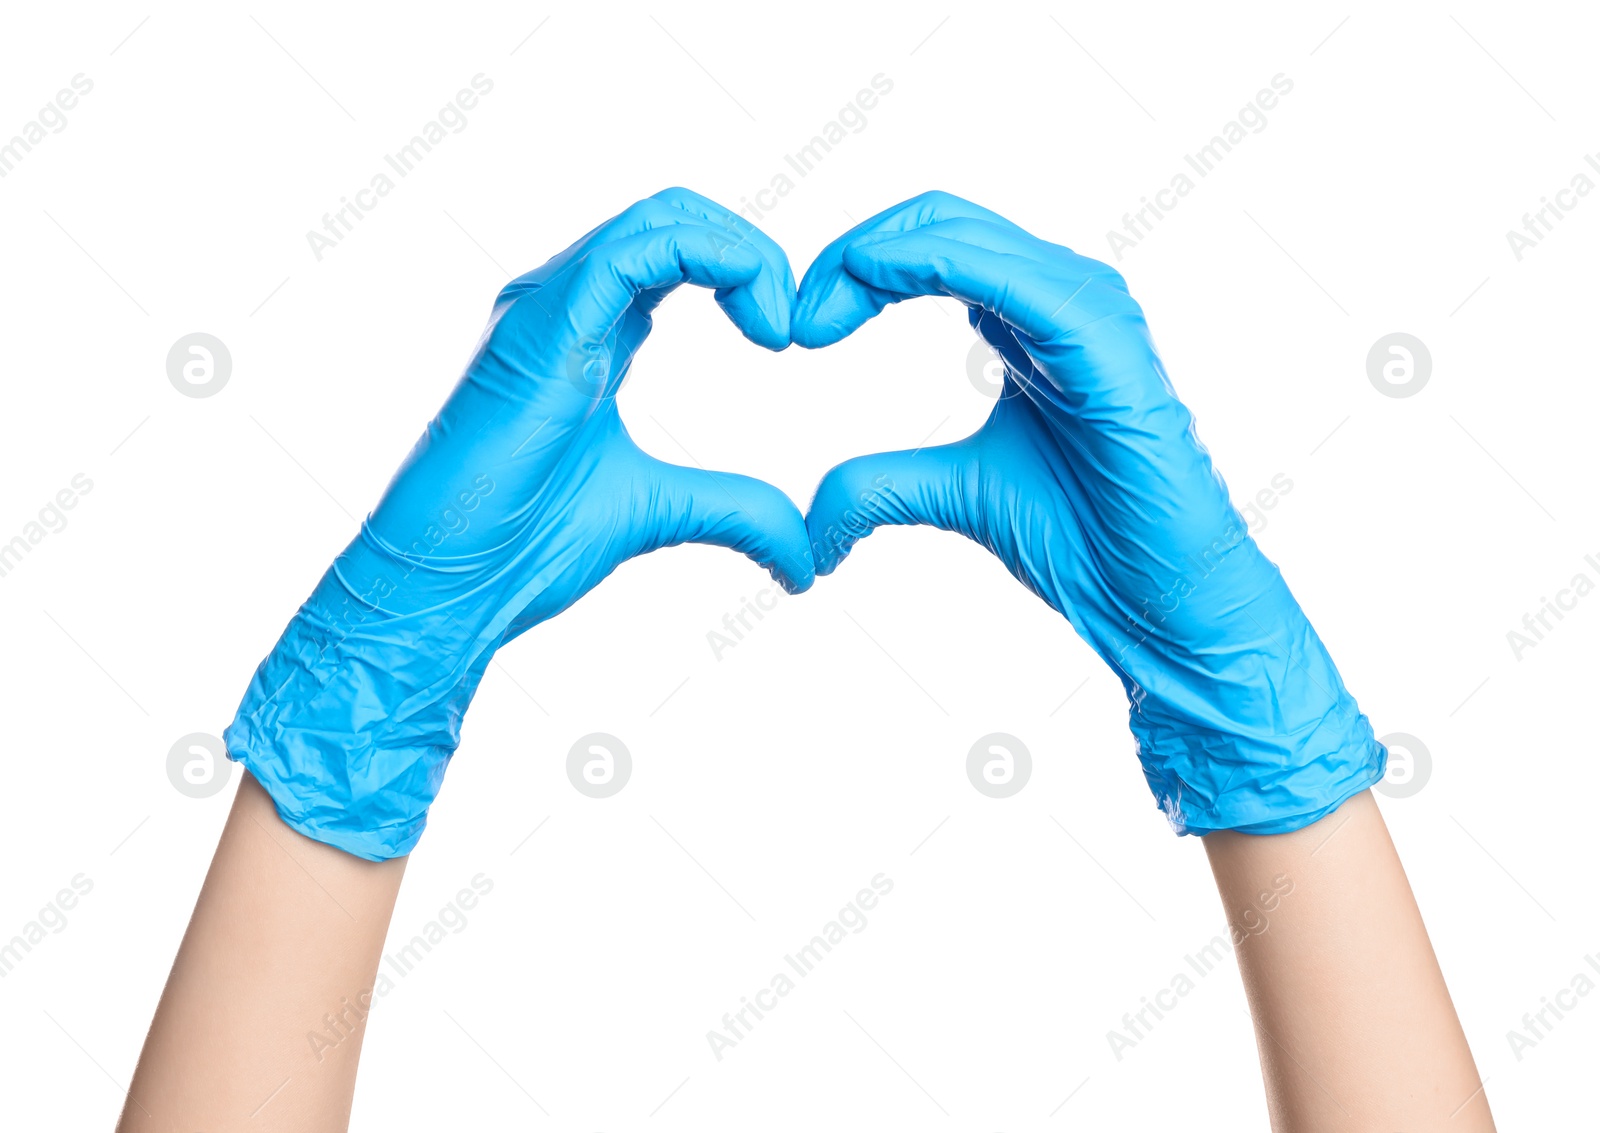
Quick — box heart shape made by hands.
[225,186,1384,863]
[532,185,1384,842]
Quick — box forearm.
[1204,789,1492,1131]
[117,194,802,1130]
[119,771,406,1132]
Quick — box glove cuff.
[1135,708,1388,837]
[224,533,500,860]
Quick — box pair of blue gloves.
[225,189,1385,861]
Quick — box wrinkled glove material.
[227,189,812,860]
[793,192,1385,835]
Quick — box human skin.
[118,770,406,1132]
[120,782,1495,1131]
[1205,788,1494,1130]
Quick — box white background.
[1,1,1595,1128]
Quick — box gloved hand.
[226,189,814,860]
[794,192,1384,835]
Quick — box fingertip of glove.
[789,320,841,350]
[790,291,858,349]
[718,289,792,351]
[779,572,815,595]
[767,548,816,594]
[801,530,847,578]
[743,322,792,351]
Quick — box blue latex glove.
[794,192,1384,835]
[226,189,814,860]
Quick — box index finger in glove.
[792,190,1036,348]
